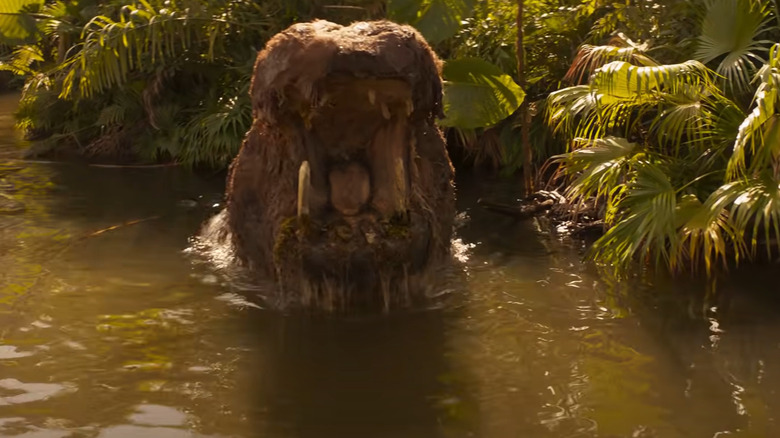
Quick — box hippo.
[222,20,456,310]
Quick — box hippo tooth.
[405,99,414,117]
[381,102,391,120]
[318,93,330,107]
[298,160,310,219]
[368,89,376,105]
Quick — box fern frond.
[56,3,234,98]
[0,44,42,75]
[96,104,125,127]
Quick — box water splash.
[184,209,236,273]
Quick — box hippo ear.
[250,31,307,122]
[425,51,445,120]
[249,41,285,123]
[433,73,445,120]
[410,30,445,120]
[249,23,341,123]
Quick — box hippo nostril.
[328,162,370,216]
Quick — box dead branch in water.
[85,216,161,238]
[88,163,180,169]
[478,198,554,220]
[4,159,180,168]
[46,215,163,262]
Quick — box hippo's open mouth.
[278,75,431,279]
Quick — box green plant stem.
[516,0,533,196]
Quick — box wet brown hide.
[224,20,455,310]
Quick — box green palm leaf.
[649,92,730,156]
[179,82,252,167]
[589,161,678,274]
[552,136,639,208]
[694,0,773,95]
[0,0,42,44]
[387,0,475,44]
[713,174,780,259]
[730,43,780,177]
[548,59,731,154]
[0,44,42,75]
[591,60,716,100]
[55,1,268,99]
[545,85,597,137]
[673,194,739,275]
[563,42,657,84]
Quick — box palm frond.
[648,92,737,157]
[591,60,717,100]
[96,104,125,127]
[55,1,268,98]
[694,0,774,95]
[673,194,740,275]
[563,42,657,85]
[0,0,43,44]
[717,174,780,259]
[730,43,780,177]
[552,136,639,208]
[545,85,597,137]
[588,161,678,275]
[179,83,252,167]
[0,44,42,75]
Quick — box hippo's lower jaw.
[276,208,431,272]
[273,209,434,309]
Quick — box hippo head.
[224,20,456,310]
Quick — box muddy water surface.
[1,92,780,437]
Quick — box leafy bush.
[0,0,384,166]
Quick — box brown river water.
[2,92,780,437]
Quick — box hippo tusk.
[381,102,391,120]
[298,160,310,220]
[368,89,376,106]
[393,156,407,212]
[405,99,414,117]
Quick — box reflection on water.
[2,92,780,437]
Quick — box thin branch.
[86,215,161,237]
[88,162,180,168]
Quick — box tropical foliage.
[0,0,530,166]
[0,0,385,165]
[546,0,780,277]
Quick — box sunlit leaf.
[591,60,714,100]
[387,0,475,44]
[0,0,42,44]
[564,42,656,84]
[589,161,678,275]
[552,136,639,206]
[439,57,525,129]
[694,0,772,94]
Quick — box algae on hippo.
[216,20,456,310]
